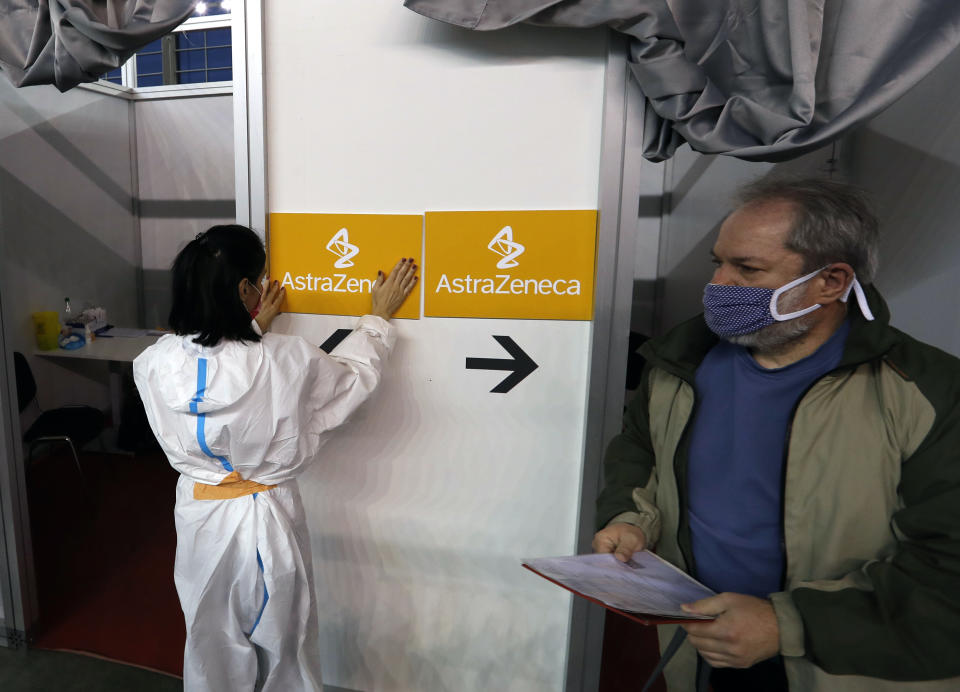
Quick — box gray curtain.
[0,0,198,92]
[404,0,960,162]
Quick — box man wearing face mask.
[593,178,960,691]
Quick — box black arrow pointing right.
[466,335,538,393]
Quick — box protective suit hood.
[149,335,264,414]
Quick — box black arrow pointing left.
[319,328,352,353]
[466,335,538,393]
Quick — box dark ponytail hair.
[168,224,266,346]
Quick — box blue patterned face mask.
[702,266,875,338]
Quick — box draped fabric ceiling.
[404,0,960,162]
[0,0,198,92]
[3,1,960,160]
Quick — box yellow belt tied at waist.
[194,471,277,500]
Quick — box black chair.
[13,351,106,482]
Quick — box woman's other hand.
[371,258,418,320]
[255,279,285,333]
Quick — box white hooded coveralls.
[133,316,394,692]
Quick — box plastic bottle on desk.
[61,297,73,335]
[58,298,86,349]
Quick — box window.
[96,4,232,92]
[175,28,232,84]
[101,67,124,85]
[135,39,164,88]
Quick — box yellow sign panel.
[269,213,422,319]
[424,210,597,320]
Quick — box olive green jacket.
[597,286,960,690]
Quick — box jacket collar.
[640,283,899,380]
[837,282,899,368]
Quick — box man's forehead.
[716,200,796,251]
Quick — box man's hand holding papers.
[591,523,648,562]
[680,593,780,668]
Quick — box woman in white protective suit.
[133,224,417,692]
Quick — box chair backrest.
[13,352,37,413]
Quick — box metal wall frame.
[0,197,38,648]
[565,34,647,691]
[234,6,644,689]
[232,0,266,236]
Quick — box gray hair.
[735,178,880,284]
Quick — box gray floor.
[0,646,182,692]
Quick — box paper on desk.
[523,551,716,620]
[101,327,148,338]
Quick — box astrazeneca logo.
[282,227,371,294]
[488,226,524,269]
[326,228,359,268]
[434,222,580,297]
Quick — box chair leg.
[64,438,98,518]
[64,438,85,484]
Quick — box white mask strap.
[841,277,875,321]
[769,267,825,321]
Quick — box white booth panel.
[263,2,608,691]
[266,4,606,214]
[275,314,591,690]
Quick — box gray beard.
[725,283,817,355]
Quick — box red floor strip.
[28,450,185,677]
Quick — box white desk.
[35,334,161,441]
[35,334,160,364]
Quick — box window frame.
[86,13,233,100]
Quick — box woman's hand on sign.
[255,279,285,333]
[371,258,418,320]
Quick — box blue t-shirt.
[686,321,850,596]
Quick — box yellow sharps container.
[31,311,60,350]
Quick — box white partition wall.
[0,80,140,411]
[246,3,633,690]
[135,95,235,329]
[844,44,960,358]
[0,79,143,644]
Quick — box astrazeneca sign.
[424,210,597,320]
[269,213,423,320]
[268,210,597,321]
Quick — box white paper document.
[523,551,716,620]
